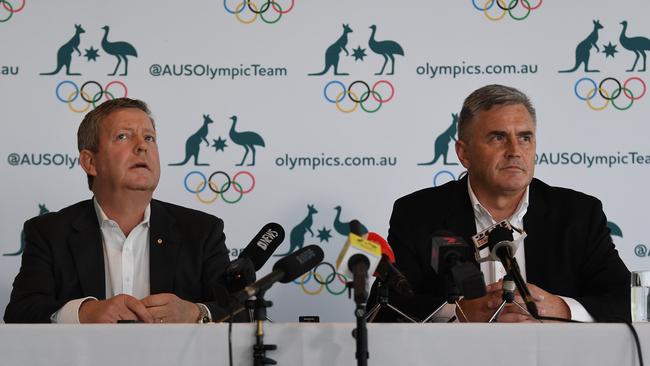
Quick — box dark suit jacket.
[4,199,235,323]
[369,176,630,322]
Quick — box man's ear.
[455,140,471,170]
[79,150,97,177]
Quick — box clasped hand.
[78,293,199,323]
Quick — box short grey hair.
[458,84,536,142]
[77,98,154,190]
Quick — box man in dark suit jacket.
[4,98,233,323]
[370,84,630,322]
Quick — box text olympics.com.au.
[417,62,538,79]
[149,64,287,80]
[275,154,398,170]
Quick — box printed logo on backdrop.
[169,114,265,205]
[6,152,80,169]
[417,113,467,186]
[3,204,49,257]
[221,0,295,25]
[558,20,648,111]
[40,24,136,113]
[273,203,368,296]
[606,221,649,259]
[0,0,25,23]
[471,0,542,22]
[308,23,404,114]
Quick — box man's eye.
[145,135,156,142]
[116,134,128,141]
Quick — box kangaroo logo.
[169,114,214,166]
[419,113,459,166]
[275,204,318,257]
[3,204,50,257]
[368,25,405,75]
[333,205,368,236]
[619,21,650,72]
[40,24,85,76]
[228,115,265,166]
[308,24,353,76]
[559,20,603,73]
[100,25,138,76]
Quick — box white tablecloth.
[1,323,649,366]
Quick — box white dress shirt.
[52,198,151,323]
[466,180,594,322]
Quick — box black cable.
[623,321,644,366]
[228,315,234,366]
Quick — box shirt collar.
[93,197,151,229]
[467,178,529,226]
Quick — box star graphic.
[84,46,100,62]
[212,137,228,152]
[316,227,332,243]
[602,42,618,58]
[351,46,367,61]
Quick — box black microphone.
[431,231,486,299]
[487,226,539,318]
[366,232,414,298]
[225,223,285,292]
[234,245,324,303]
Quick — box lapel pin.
[156,238,163,245]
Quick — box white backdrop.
[1,0,649,322]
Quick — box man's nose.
[134,136,147,153]
[505,137,521,157]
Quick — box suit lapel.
[443,175,478,242]
[69,200,106,299]
[522,179,549,284]
[148,200,179,294]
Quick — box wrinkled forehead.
[101,108,155,133]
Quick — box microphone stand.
[421,274,462,323]
[365,281,418,323]
[248,290,277,366]
[487,275,531,322]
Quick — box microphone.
[235,245,324,303]
[225,223,285,292]
[486,225,539,318]
[366,232,414,298]
[336,228,382,304]
[431,231,486,299]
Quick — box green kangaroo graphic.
[169,114,213,166]
[101,25,138,76]
[333,206,367,236]
[228,115,265,166]
[559,20,603,73]
[619,21,650,72]
[419,113,459,166]
[308,24,353,76]
[40,24,85,76]
[368,25,405,75]
[275,204,318,257]
[3,204,49,256]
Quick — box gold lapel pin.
[156,238,163,245]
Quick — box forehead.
[474,104,535,132]
[101,108,154,133]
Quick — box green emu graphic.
[169,114,213,166]
[40,24,85,76]
[275,204,318,257]
[308,24,353,76]
[333,206,367,236]
[100,25,138,76]
[228,116,265,166]
[559,20,603,73]
[419,113,459,166]
[368,25,405,75]
[3,204,49,256]
[619,21,650,72]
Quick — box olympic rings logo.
[573,77,646,111]
[322,80,395,114]
[471,0,542,21]
[293,261,349,296]
[0,0,25,23]
[222,0,295,25]
[433,170,467,187]
[55,80,129,114]
[184,170,256,204]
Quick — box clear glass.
[631,270,650,322]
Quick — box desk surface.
[1,323,649,366]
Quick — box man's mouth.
[131,162,150,170]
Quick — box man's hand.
[141,293,200,323]
[497,283,570,322]
[79,294,154,323]
[457,281,570,322]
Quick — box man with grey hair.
[369,84,630,322]
[5,98,234,324]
